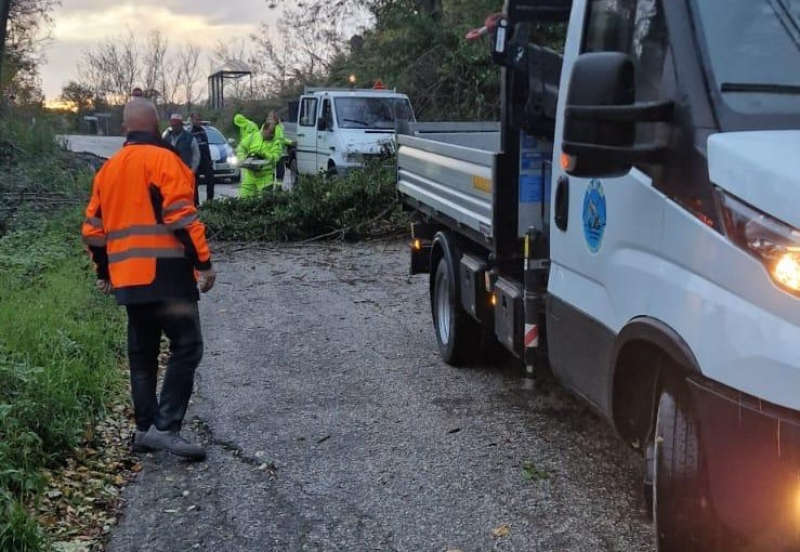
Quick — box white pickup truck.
[399,0,800,550]
[283,87,415,178]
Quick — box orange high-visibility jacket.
[82,132,212,305]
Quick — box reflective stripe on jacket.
[81,131,212,305]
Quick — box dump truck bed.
[396,123,501,242]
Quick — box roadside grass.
[1,116,60,158]
[200,157,408,242]
[0,123,126,551]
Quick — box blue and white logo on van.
[582,179,607,253]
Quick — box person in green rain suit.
[265,110,294,184]
[233,114,278,197]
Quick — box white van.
[283,87,415,178]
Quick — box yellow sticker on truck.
[472,176,492,193]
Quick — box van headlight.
[719,191,800,294]
[227,155,238,166]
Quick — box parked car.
[202,125,240,183]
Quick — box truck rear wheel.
[432,256,479,366]
[653,381,723,551]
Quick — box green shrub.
[0,492,43,552]
[200,157,408,242]
[0,208,125,551]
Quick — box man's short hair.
[169,113,184,122]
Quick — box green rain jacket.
[235,114,279,196]
[234,114,259,140]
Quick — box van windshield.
[692,0,800,115]
[334,97,415,130]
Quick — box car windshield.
[334,97,415,130]
[692,0,800,115]
[204,127,227,145]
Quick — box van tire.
[325,163,338,179]
[653,380,722,551]
[432,257,479,366]
[290,159,299,186]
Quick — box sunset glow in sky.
[41,0,281,100]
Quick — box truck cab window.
[584,0,669,160]
[299,98,318,127]
[584,0,668,104]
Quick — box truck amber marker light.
[561,152,575,171]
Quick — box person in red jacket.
[82,98,216,460]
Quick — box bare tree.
[176,44,202,110]
[250,4,348,95]
[77,29,140,105]
[142,30,168,97]
[158,54,182,113]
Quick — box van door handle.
[554,175,569,232]
[297,133,305,138]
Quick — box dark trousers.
[275,156,288,181]
[126,301,203,432]
[195,163,215,204]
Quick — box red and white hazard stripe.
[524,324,539,348]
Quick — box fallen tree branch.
[301,205,396,244]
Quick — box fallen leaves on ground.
[36,400,139,551]
[492,523,512,538]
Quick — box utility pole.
[0,0,11,97]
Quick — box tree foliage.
[263,0,504,121]
[58,80,93,113]
[2,0,59,106]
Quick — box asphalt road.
[106,241,655,552]
[59,135,240,201]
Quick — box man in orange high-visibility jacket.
[82,98,216,461]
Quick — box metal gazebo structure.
[208,60,253,110]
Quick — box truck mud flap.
[459,254,491,325]
[494,277,524,357]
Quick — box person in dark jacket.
[162,114,201,204]
[82,98,215,461]
[190,113,215,203]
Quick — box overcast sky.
[41,0,282,101]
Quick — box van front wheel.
[653,381,723,551]
[325,163,338,179]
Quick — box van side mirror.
[317,117,327,131]
[562,52,673,177]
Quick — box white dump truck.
[399,0,800,550]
